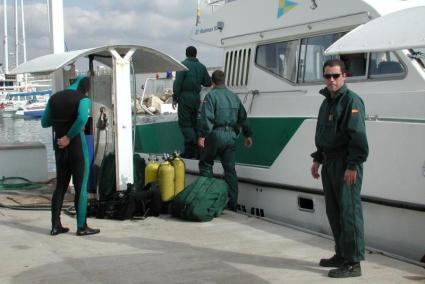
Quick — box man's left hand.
[344,169,357,186]
[57,136,70,149]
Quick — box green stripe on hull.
[135,117,306,167]
[134,121,184,154]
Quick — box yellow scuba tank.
[158,154,175,202]
[145,155,159,185]
[172,152,185,196]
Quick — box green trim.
[77,132,89,229]
[135,117,306,167]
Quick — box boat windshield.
[410,48,425,69]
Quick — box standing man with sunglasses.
[311,59,369,278]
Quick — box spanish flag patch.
[352,108,359,113]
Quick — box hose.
[0,176,42,190]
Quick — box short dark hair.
[211,70,225,85]
[77,77,91,94]
[323,59,346,74]
[186,46,197,57]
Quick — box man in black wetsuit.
[42,76,100,236]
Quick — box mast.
[48,0,64,93]
[14,0,18,68]
[3,0,8,73]
[20,0,26,63]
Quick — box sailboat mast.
[14,0,18,68]
[20,0,26,63]
[3,0,8,73]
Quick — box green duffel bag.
[170,176,229,222]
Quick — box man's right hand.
[172,101,177,110]
[311,161,321,179]
[244,137,253,148]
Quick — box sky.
[0,0,223,72]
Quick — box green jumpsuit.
[173,57,211,158]
[198,86,252,210]
[311,84,369,263]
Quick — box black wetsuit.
[42,89,90,230]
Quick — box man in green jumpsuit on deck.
[198,70,253,211]
[311,59,368,278]
[173,46,211,159]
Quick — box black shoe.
[328,262,361,278]
[76,226,100,236]
[319,254,344,267]
[50,226,70,236]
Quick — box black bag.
[93,182,162,220]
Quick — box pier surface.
[0,207,424,284]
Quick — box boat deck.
[0,207,424,283]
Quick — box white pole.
[14,0,18,69]
[3,0,8,74]
[110,48,136,190]
[48,0,64,54]
[20,0,26,63]
[48,0,64,93]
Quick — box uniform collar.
[213,85,227,90]
[186,57,199,62]
[319,84,348,100]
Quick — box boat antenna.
[196,0,201,26]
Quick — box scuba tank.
[172,152,185,196]
[145,155,159,185]
[158,154,175,202]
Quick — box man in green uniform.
[198,70,253,211]
[42,76,100,236]
[311,59,368,278]
[173,46,212,159]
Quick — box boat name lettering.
[195,26,219,35]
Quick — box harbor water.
[0,117,55,173]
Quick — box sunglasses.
[323,73,342,80]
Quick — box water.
[0,117,56,172]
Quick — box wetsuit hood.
[69,75,85,91]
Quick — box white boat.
[14,100,47,119]
[1,90,51,118]
[132,0,425,263]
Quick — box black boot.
[76,226,100,236]
[50,226,70,236]
[319,254,344,267]
[328,262,361,278]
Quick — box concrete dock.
[0,206,424,283]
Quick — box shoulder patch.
[352,108,359,113]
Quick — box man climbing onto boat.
[172,46,212,159]
[311,59,369,278]
[41,76,100,236]
[197,70,253,211]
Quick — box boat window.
[340,53,367,77]
[256,40,299,82]
[298,33,342,83]
[369,51,405,77]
